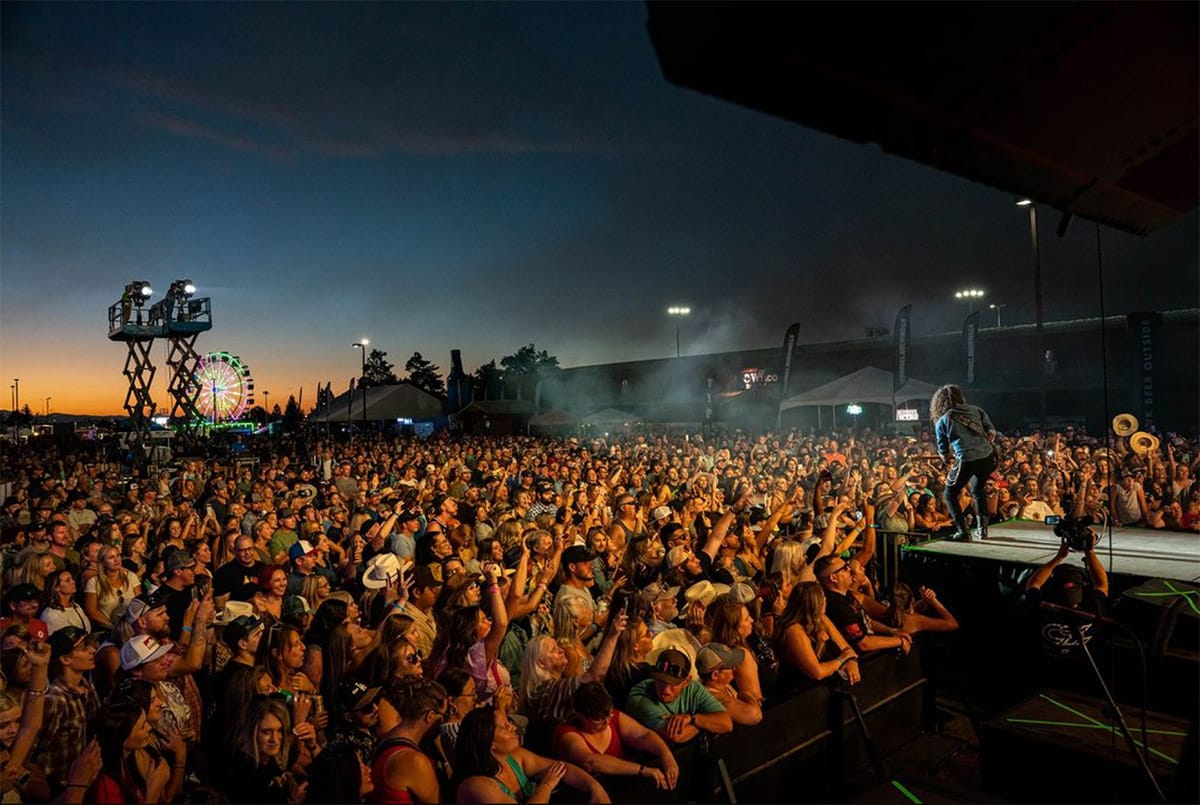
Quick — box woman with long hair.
[602,607,655,711]
[453,705,608,804]
[39,569,90,635]
[84,545,143,630]
[226,696,311,804]
[883,583,959,635]
[86,702,169,804]
[520,611,626,741]
[430,568,510,706]
[772,582,859,690]
[550,596,593,679]
[360,613,421,686]
[705,595,765,704]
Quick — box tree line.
[360,343,559,398]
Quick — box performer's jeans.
[944,452,997,533]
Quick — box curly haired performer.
[931,384,997,541]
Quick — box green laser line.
[1023,699,1180,765]
[1040,694,1106,729]
[1005,719,1186,736]
[891,780,922,804]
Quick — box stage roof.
[647,2,1198,236]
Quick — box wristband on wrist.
[181,626,193,633]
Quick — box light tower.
[108,281,162,452]
[149,279,213,429]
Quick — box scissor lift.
[107,294,165,452]
[149,295,213,428]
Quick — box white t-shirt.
[84,571,143,623]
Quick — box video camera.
[1046,514,1096,552]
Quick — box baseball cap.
[278,508,296,519]
[562,545,595,565]
[48,626,90,660]
[649,648,692,685]
[336,679,381,712]
[643,581,680,602]
[124,594,168,624]
[1050,565,1087,608]
[650,505,672,523]
[396,510,421,524]
[665,545,692,569]
[695,642,746,675]
[120,634,173,670]
[3,583,41,608]
[288,540,317,561]
[165,551,197,573]
[222,614,264,650]
[430,494,448,511]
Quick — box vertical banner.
[962,311,981,385]
[893,305,912,391]
[780,322,800,397]
[777,323,800,429]
[1128,312,1161,429]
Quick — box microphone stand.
[1071,621,1165,802]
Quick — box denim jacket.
[935,404,995,461]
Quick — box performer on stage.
[931,384,997,541]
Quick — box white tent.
[778,366,939,412]
[580,407,642,427]
[314,383,444,422]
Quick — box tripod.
[1072,621,1165,802]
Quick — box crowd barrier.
[591,644,927,803]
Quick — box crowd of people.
[1,388,1196,803]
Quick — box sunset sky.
[2,2,1195,416]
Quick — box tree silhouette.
[404,352,445,396]
[500,344,559,377]
[472,360,503,400]
[362,349,398,387]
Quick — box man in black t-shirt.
[1024,530,1110,693]
[815,554,912,654]
[213,534,266,605]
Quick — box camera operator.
[1024,521,1110,693]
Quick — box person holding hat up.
[624,648,732,745]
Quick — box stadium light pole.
[667,306,690,358]
[989,303,1007,327]
[353,340,369,426]
[263,390,270,421]
[953,288,986,314]
[1017,198,1047,430]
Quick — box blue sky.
[2,2,1195,414]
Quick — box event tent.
[315,383,444,422]
[580,407,643,427]
[778,366,939,412]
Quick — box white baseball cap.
[120,634,173,671]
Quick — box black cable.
[1093,222,1151,766]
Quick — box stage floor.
[903,520,1200,583]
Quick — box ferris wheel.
[193,351,254,422]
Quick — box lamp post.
[954,288,986,314]
[846,402,863,431]
[1017,198,1047,430]
[988,303,1007,327]
[263,391,270,421]
[44,397,51,417]
[352,340,369,426]
[667,306,690,358]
